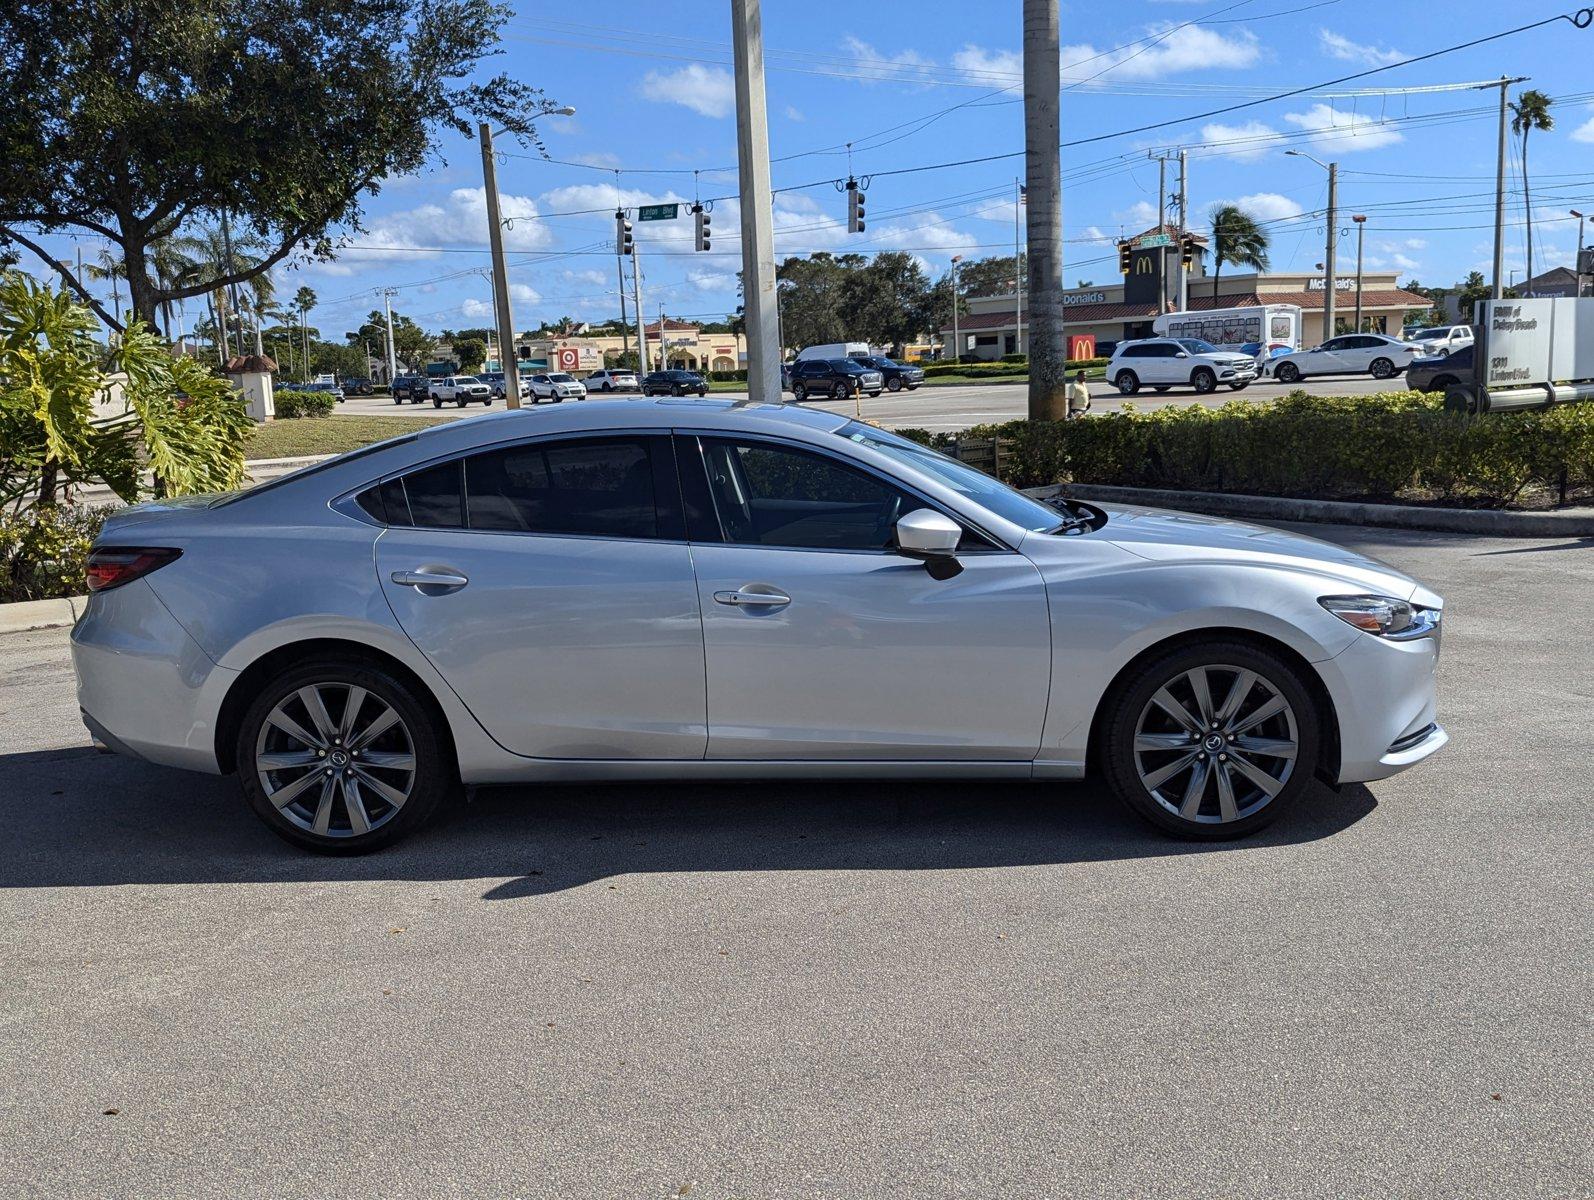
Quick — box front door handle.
[391,567,469,592]
[713,587,791,608]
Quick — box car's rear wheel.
[1276,362,1301,384]
[1191,367,1217,394]
[236,660,453,854]
[1428,374,1457,392]
[432,398,442,408]
[1115,371,1140,395]
[1370,357,1396,379]
[793,383,808,401]
[1098,640,1320,840]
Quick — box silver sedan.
[72,401,1447,852]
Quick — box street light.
[1574,209,1588,296]
[1351,214,1367,333]
[480,103,576,408]
[949,255,963,362]
[1286,149,1340,338]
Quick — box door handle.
[391,567,469,591]
[714,588,791,608]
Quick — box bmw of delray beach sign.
[1471,298,1594,411]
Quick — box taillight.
[85,547,182,592]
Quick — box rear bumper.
[70,579,234,774]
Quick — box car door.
[1338,335,1383,373]
[1303,337,1350,375]
[677,433,1052,761]
[373,434,708,760]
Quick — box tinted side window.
[698,437,912,551]
[464,437,668,540]
[404,460,463,528]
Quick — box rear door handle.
[714,588,791,608]
[391,567,469,592]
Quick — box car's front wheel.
[1275,362,1301,384]
[887,377,902,392]
[1098,640,1320,840]
[236,659,453,854]
[1191,367,1217,394]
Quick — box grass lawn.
[245,414,456,460]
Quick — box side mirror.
[1174,350,1189,358]
[895,509,963,579]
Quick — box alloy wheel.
[1132,664,1298,825]
[255,682,416,838]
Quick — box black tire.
[456,398,466,408]
[887,377,902,392]
[697,389,707,397]
[1370,357,1396,380]
[868,391,882,398]
[1228,382,1249,391]
[1191,367,1217,394]
[432,398,442,409]
[235,657,454,854]
[393,397,402,405]
[1276,362,1301,384]
[1428,375,1457,393]
[672,384,685,397]
[1097,639,1321,841]
[831,382,848,400]
[1153,386,1172,393]
[602,383,613,391]
[1115,371,1140,396]
[793,383,808,402]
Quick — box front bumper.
[1316,620,1446,783]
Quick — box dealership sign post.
[1465,298,1594,412]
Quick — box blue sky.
[45,0,1594,337]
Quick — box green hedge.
[275,390,335,419]
[920,357,1107,379]
[1,505,110,603]
[898,391,1594,508]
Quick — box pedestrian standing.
[1066,369,1091,419]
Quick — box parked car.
[480,372,531,402]
[343,377,374,396]
[1268,334,1420,384]
[1405,344,1474,394]
[1107,338,1258,396]
[586,369,641,393]
[528,372,588,402]
[641,369,708,398]
[1235,342,1294,370]
[390,375,428,404]
[301,381,346,403]
[852,355,925,392]
[1406,325,1475,358]
[429,375,493,408]
[788,358,885,401]
[71,400,1448,853]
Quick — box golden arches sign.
[1134,257,1153,275]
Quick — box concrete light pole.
[480,105,575,409]
[1352,214,1367,333]
[949,255,962,361]
[1023,0,1067,420]
[1479,76,1529,300]
[1573,209,1587,296]
[380,288,398,387]
[730,0,781,404]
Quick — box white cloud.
[950,45,1023,82]
[352,187,553,261]
[1221,192,1304,224]
[638,65,735,118]
[1114,200,1160,227]
[509,283,540,304]
[1283,104,1403,151]
[1061,26,1260,83]
[843,36,940,85]
[1199,120,1286,161]
[1318,30,1405,67]
[783,105,805,122]
[1572,116,1594,144]
[461,298,493,319]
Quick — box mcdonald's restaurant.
[940,224,1431,360]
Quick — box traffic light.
[847,179,866,234]
[693,203,711,252]
[1118,241,1132,275]
[1180,235,1196,269]
[615,209,632,256]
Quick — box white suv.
[1406,325,1474,358]
[527,372,588,402]
[1109,338,1259,396]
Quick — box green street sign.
[1135,232,1173,248]
[638,203,680,222]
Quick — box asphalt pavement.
[343,373,1398,433]
[1,523,1589,1199]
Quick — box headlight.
[1319,594,1441,639]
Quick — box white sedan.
[1269,334,1421,384]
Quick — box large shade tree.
[0,0,560,333]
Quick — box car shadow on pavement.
[0,746,1378,897]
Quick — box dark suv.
[788,358,885,401]
[852,355,924,393]
[1405,343,1473,394]
[390,375,428,404]
[641,369,708,397]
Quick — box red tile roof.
[942,288,1430,333]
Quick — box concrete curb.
[1030,483,1594,537]
[0,595,87,636]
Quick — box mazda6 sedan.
[72,400,1447,853]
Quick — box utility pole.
[730,0,781,404]
[478,122,524,409]
[1024,0,1067,420]
[631,244,648,373]
[617,255,631,361]
[1479,75,1529,301]
[1325,160,1339,338]
[1176,149,1189,313]
[1014,177,1024,357]
[1352,214,1367,332]
[1574,209,1588,297]
[950,255,962,361]
[381,288,399,386]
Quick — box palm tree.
[173,224,268,359]
[293,286,318,382]
[82,245,126,325]
[1510,89,1554,295]
[1209,205,1270,302]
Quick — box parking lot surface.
[1,523,1588,1199]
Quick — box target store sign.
[555,346,580,371]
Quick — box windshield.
[1177,339,1220,354]
[549,373,575,382]
[831,359,867,373]
[1412,329,1445,340]
[837,422,1070,534]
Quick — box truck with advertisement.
[1152,304,1302,360]
[1456,298,1594,412]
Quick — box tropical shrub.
[274,389,336,419]
[0,504,109,602]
